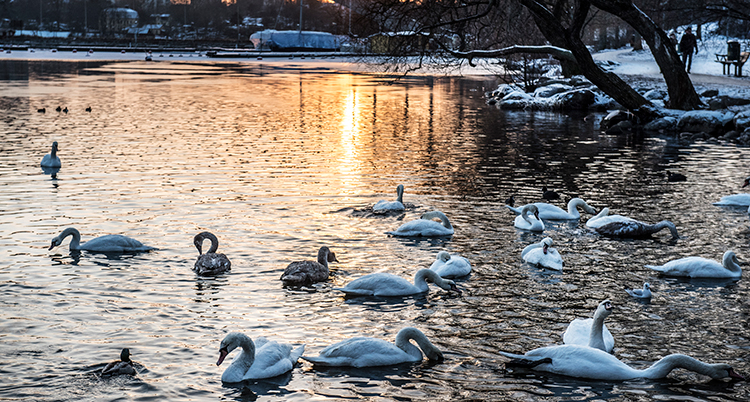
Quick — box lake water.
[0,58,748,402]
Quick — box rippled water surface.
[1,59,749,401]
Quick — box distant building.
[100,8,138,35]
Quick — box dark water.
[0,59,748,401]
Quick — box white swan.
[514,204,544,232]
[386,211,454,237]
[521,237,563,271]
[102,348,136,376]
[500,344,745,381]
[646,250,742,279]
[280,246,338,285]
[626,282,652,298]
[585,208,678,239]
[193,232,231,276]
[562,300,615,353]
[507,198,596,220]
[429,251,472,278]
[335,268,461,297]
[302,327,443,367]
[48,227,154,253]
[41,141,61,168]
[216,332,305,382]
[713,176,750,206]
[373,184,405,212]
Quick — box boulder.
[734,110,750,131]
[676,111,734,136]
[643,89,667,101]
[534,83,573,98]
[701,89,719,97]
[553,89,596,110]
[643,116,678,132]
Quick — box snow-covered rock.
[676,110,735,135]
[643,116,678,131]
[735,110,750,131]
[534,83,572,98]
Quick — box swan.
[102,348,136,376]
[48,227,154,253]
[507,198,596,220]
[514,205,544,232]
[585,208,678,239]
[280,246,338,285]
[335,268,461,297]
[40,141,61,168]
[562,300,615,353]
[626,282,652,298]
[500,344,745,381]
[373,184,405,212]
[302,327,443,367]
[193,232,231,276]
[713,176,750,206]
[542,186,560,200]
[429,251,472,278]
[646,251,741,279]
[521,237,563,271]
[386,211,454,237]
[216,332,305,382]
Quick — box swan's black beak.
[217,347,228,366]
[743,179,749,188]
[543,244,548,254]
[48,242,55,250]
[450,284,462,294]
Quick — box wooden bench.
[715,51,750,77]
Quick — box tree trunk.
[589,0,702,110]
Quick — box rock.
[676,111,735,136]
[723,130,741,140]
[605,120,633,134]
[701,89,719,97]
[735,110,750,131]
[643,89,667,101]
[487,98,497,105]
[643,116,678,131]
[708,98,727,110]
[553,89,596,110]
[534,83,572,98]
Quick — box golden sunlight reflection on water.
[0,59,748,401]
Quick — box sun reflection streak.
[338,85,364,193]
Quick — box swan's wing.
[303,337,411,367]
[281,261,328,284]
[534,203,571,219]
[647,257,727,278]
[713,193,750,206]
[195,253,231,275]
[387,219,452,237]
[505,205,522,215]
[374,200,405,211]
[432,257,472,278]
[337,273,418,297]
[521,243,540,258]
[585,214,633,229]
[81,234,154,253]
[562,318,592,346]
[243,340,299,380]
[521,345,634,380]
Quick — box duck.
[373,184,405,212]
[500,344,745,381]
[667,171,687,182]
[335,268,461,297]
[646,250,741,279]
[513,205,544,232]
[37,107,46,113]
[585,208,678,239]
[562,300,615,353]
[216,332,305,382]
[102,348,136,376]
[386,211,454,237]
[193,231,231,276]
[48,227,154,253]
[507,198,596,220]
[712,176,750,206]
[40,141,61,168]
[280,246,338,285]
[504,195,515,207]
[302,327,443,367]
[542,186,560,200]
[429,251,472,278]
[521,237,563,271]
[626,282,652,299]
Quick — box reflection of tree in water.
[193,277,229,303]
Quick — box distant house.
[368,32,431,54]
[100,8,138,35]
[125,24,164,38]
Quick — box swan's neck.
[588,310,608,351]
[396,185,404,203]
[436,213,452,229]
[651,221,678,239]
[566,199,583,218]
[414,269,443,292]
[206,235,219,254]
[523,210,537,224]
[50,146,58,157]
[395,327,442,361]
[231,334,256,370]
[61,228,82,250]
[642,354,726,379]
[723,253,741,273]
[316,248,329,268]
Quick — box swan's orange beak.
[729,368,746,381]
[217,348,228,366]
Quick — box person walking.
[679,27,698,73]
